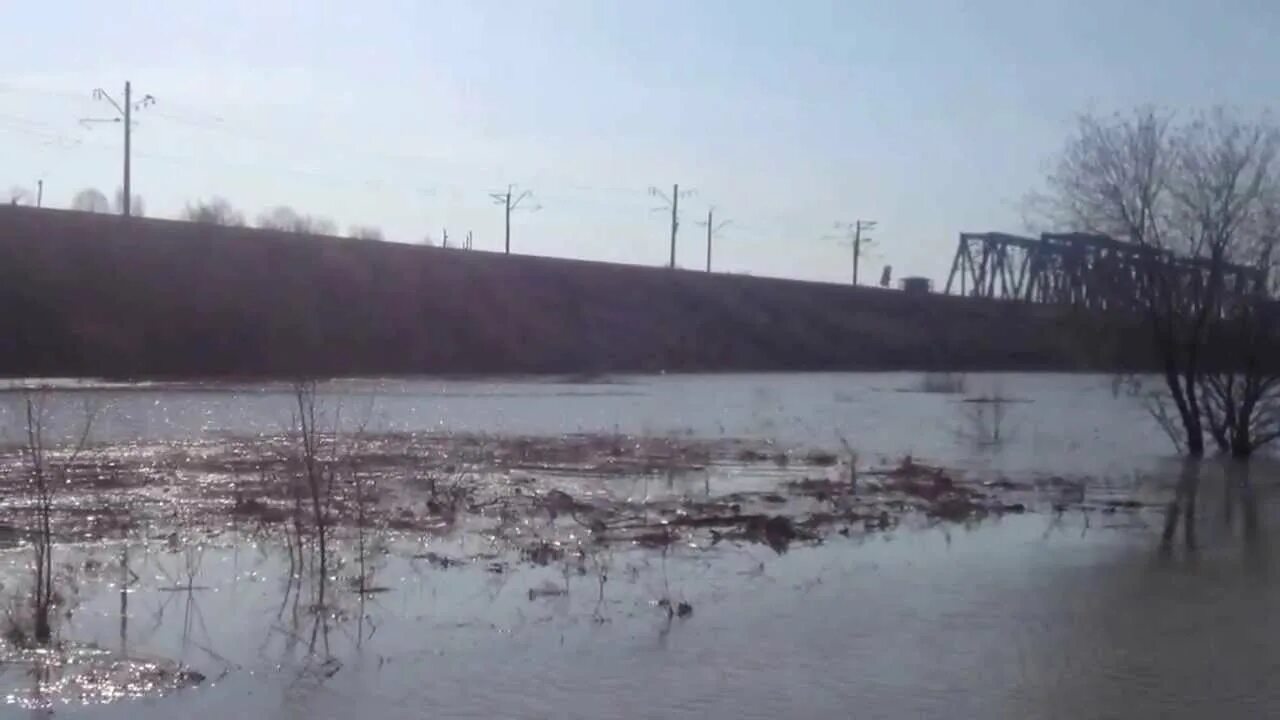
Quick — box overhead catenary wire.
[695,205,732,272]
[649,184,696,269]
[1,81,890,282]
[489,185,540,255]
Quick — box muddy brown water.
[0,372,1275,718]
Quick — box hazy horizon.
[2,0,1276,285]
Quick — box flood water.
[0,372,1168,479]
[0,372,1275,718]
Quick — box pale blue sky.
[1,1,1276,284]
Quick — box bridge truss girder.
[943,231,1266,310]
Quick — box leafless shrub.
[258,206,336,235]
[184,197,245,226]
[286,382,381,607]
[291,381,338,610]
[347,225,384,241]
[15,389,98,645]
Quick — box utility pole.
[829,220,878,286]
[670,185,679,269]
[696,206,731,273]
[442,228,449,249]
[649,184,695,268]
[489,184,538,255]
[81,81,155,218]
[123,82,130,217]
[35,179,42,208]
[852,220,876,286]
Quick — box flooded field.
[0,372,1274,718]
[0,372,1168,475]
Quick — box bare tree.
[1201,268,1280,457]
[257,206,336,235]
[8,186,32,205]
[1180,114,1280,457]
[348,225,384,241]
[184,197,245,226]
[70,188,110,213]
[1041,108,1280,457]
[257,205,302,231]
[114,188,145,217]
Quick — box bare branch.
[1040,107,1280,456]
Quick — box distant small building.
[900,276,932,294]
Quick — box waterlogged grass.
[0,432,1082,561]
[0,430,1160,712]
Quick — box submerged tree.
[184,197,245,226]
[1201,289,1280,457]
[291,381,338,610]
[1041,108,1280,457]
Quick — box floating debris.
[0,430,1089,574]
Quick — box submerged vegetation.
[918,372,968,394]
[13,389,98,646]
[0,378,1229,711]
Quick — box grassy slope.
[0,206,1140,378]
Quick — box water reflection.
[1159,457,1270,561]
[2,375,1279,716]
[0,373,1176,480]
[0,495,1275,718]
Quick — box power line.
[0,113,82,147]
[827,219,878,286]
[0,82,101,111]
[12,126,445,201]
[141,106,498,195]
[695,206,732,273]
[80,82,155,217]
[489,184,539,255]
[2,121,851,277]
[649,184,695,269]
[13,98,648,206]
[2,82,895,284]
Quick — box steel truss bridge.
[943,232,1267,309]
